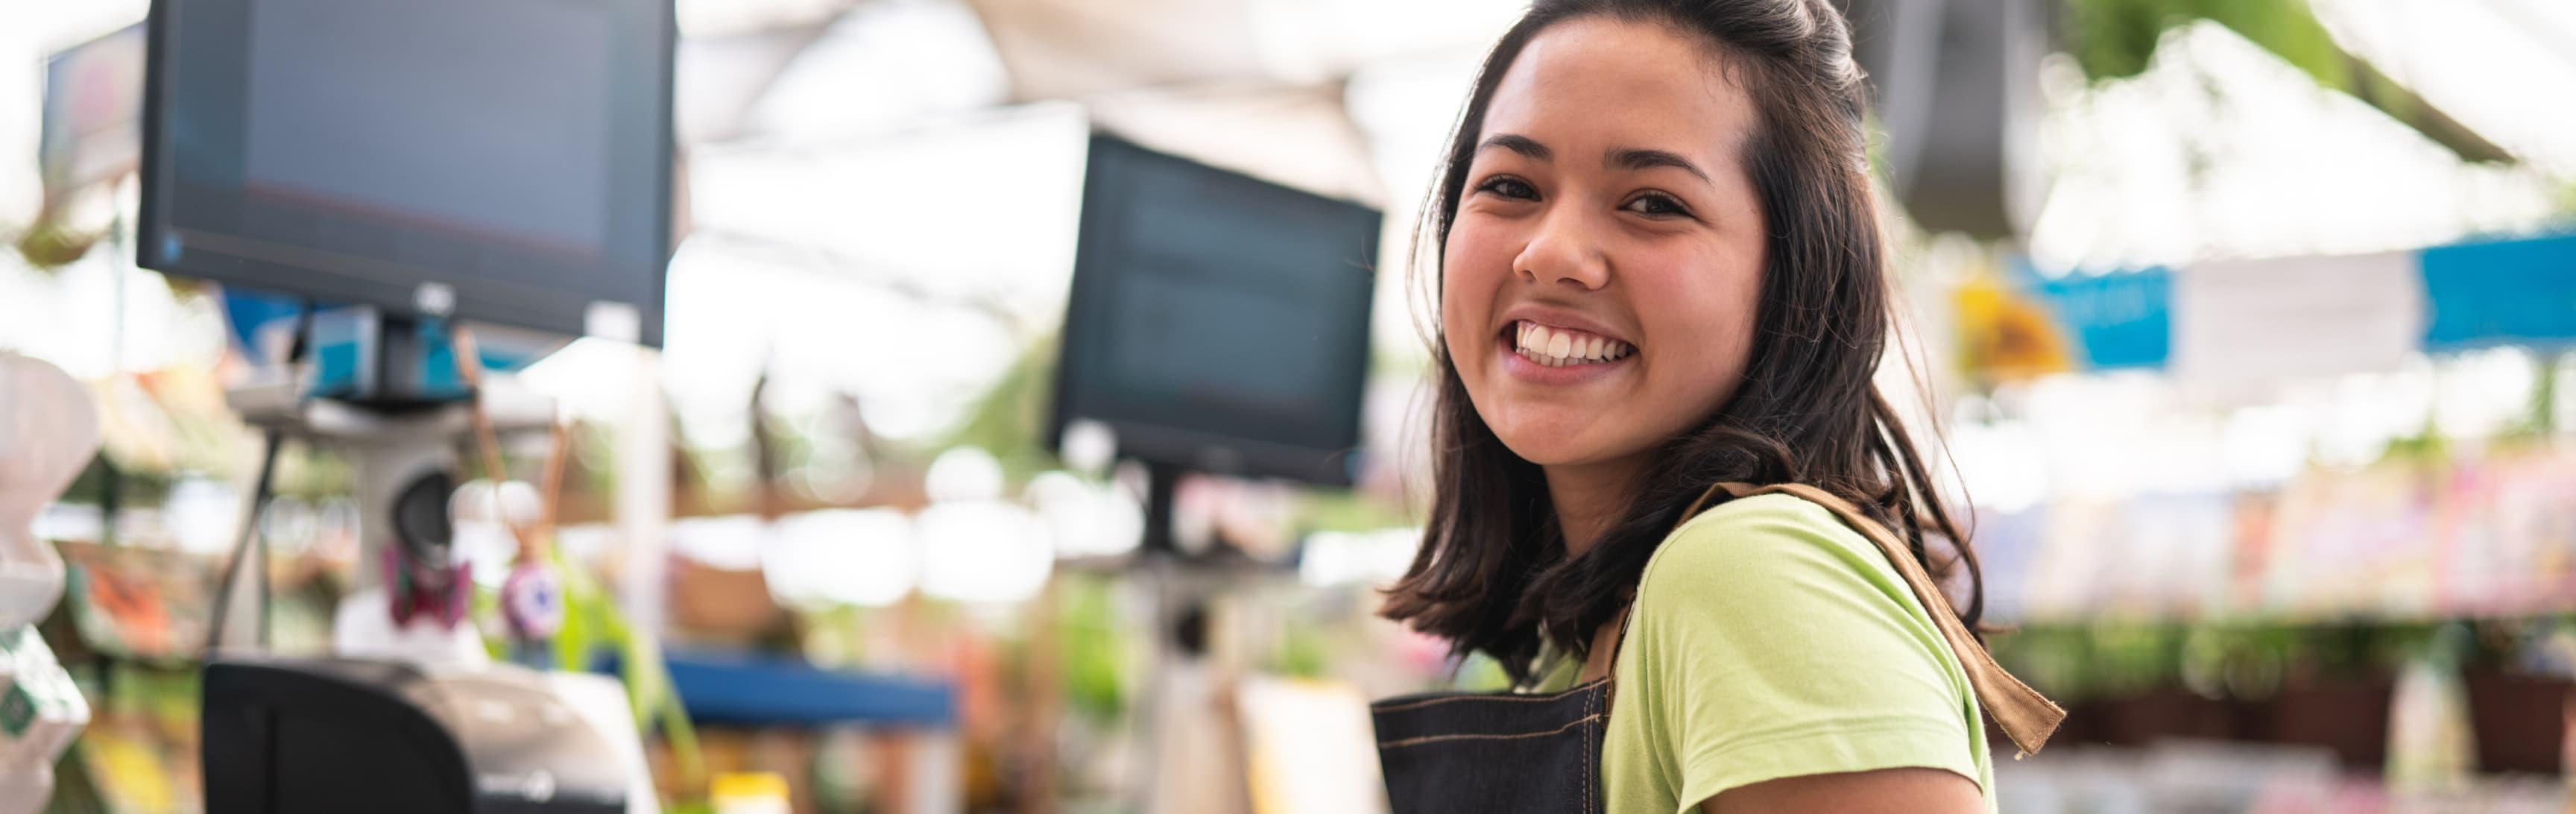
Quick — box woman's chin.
[1490,420,1614,469]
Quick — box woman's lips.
[1494,329,1632,384]
[1509,320,1635,367]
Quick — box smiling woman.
[1371,1,2062,813]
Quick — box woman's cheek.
[1632,256,1758,426]
[1445,217,1515,293]
[1439,221,1512,365]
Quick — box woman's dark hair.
[1379,0,1981,686]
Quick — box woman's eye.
[1621,192,1690,218]
[1475,177,1538,200]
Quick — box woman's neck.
[1544,455,1649,558]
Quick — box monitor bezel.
[1048,132,1380,488]
[135,0,678,347]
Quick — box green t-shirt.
[1535,492,1992,813]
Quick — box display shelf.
[1969,448,2576,625]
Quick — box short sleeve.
[1615,493,1983,812]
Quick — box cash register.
[136,0,678,809]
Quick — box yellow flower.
[1956,278,2074,383]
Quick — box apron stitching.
[1370,678,1611,713]
[1373,713,1606,748]
[1582,680,1598,813]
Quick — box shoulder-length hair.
[1379,0,1980,686]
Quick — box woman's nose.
[1512,209,1611,291]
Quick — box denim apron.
[1370,482,2065,813]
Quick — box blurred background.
[2,0,2574,812]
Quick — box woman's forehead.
[1480,16,1758,165]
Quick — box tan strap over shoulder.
[1693,482,2064,757]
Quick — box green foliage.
[2375,414,2448,465]
[11,221,103,271]
[1056,575,1131,722]
[472,543,706,789]
[2203,0,2349,86]
[2497,350,2562,442]
[2063,0,2344,83]
[939,335,1064,485]
[2062,0,2175,81]
[1272,623,1330,680]
[1989,619,2510,701]
[273,444,356,500]
[2059,0,2510,163]
[59,453,172,512]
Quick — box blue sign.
[2013,260,2174,370]
[2420,233,2576,352]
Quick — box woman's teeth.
[1513,321,1635,367]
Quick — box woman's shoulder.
[1611,490,1989,813]
[1622,488,1972,719]
[1638,490,1896,598]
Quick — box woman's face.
[1442,16,1767,471]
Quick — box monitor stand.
[219,312,555,664]
[1123,461,1281,813]
[211,311,660,813]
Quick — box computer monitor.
[137,0,676,346]
[1049,134,1380,487]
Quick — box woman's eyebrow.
[1609,148,1710,184]
[1479,133,1553,161]
[1477,136,1709,185]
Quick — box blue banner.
[2019,263,2174,370]
[2420,233,2576,352]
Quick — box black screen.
[1053,134,1380,485]
[139,0,674,345]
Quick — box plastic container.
[0,353,98,814]
[0,353,97,630]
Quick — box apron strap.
[1600,482,2062,757]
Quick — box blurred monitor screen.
[1052,134,1380,487]
[139,0,675,345]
